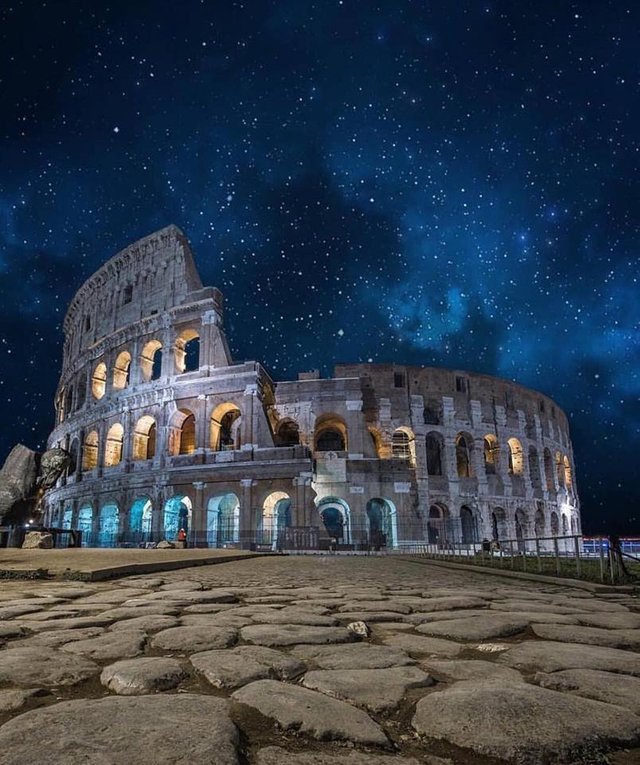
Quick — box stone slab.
[498,640,640,676]
[381,634,464,658]
[0,647,99,687]
[412,679,640,763]
[302,666,433,711]
[151,625,237,652]
[0,694,239,764]
[240,624,353,647]
[291,643,414,670]
[531,623,640,650]
[60,630,146,661]
[535,669,640,715]
[232,680,387,745]
[191,645,305,689]
[416,614,529,641]
[420,659,525,684]
[255,746,441,764]
[101,657,187,695]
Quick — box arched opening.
[67,438,79,477]
[529,447,541,490]
[426,432,443,476]
[550,511,560,536]
[129,497,153,541]
[563,456,573,490]
[168,409,196,456]
[483,435,499,475]
[314,414,347,452]
[508,438,524,476]
[275,420,300,447]
[368,428,383,458]
[534,508,545,537]
[210,403,242,451]
[104,423,124,467]
[366,498,397,549]
[455,433,473,478]
[82,430,99,471]
[391,428,413,460]
[427,503,448,544]
[174,329,200,373]
[76,379,86,410]
[561,513,568,535]
[91,362,107,400]
[491,507,508,541]
[460,505,477,544]
[206,493,240,546]
[515,508,528,547]
[543,448,555,491]
[555,451,565,488]
[112,351,131,390]
[61,505,73,529]
[64,387,73,419]
[133,415,157,460]
[163,496,192,541]
[77,504,93,545]
[317,497,350,544]
[261,491,292,548]
[141,340,163,382]
[423,402,441,425]
[98,502,119,547]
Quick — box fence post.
[599,539,605,583]
[522,540,527,573]
[535,537,541,573]
[509,539,515,569]
[553,537,560,577]
[574,535,581,578]
[609,548,616,585]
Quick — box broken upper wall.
[61,225,218,369]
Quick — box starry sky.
[1,1,638,533]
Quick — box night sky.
[1,2,638,533]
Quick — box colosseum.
[43,225,581,550]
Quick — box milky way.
[1,1,638,532]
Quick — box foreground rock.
[100,657,186,695]
[255,747,442,764]
[0,688,49,713]
[302,666,433,711]
[536,669,640,715]
[291,643,414,670]
[191,646,305,689]
[497,640,640,676]
[412,679,640,763]
[232,680,388,745]
[0,647,98,687]
[416,614,529,641]
[0,695,239,764]
[151,625,236,652]
[240,624,353,647]
[381,633,464,658]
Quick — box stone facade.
[44,225,580,549]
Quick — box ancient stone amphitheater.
[43,225,581,548]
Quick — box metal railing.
[396,534,637,584]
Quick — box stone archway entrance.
[365,498,397,549]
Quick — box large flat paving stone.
[412,679,640,763]
[291,643,414,670]
[420,659,525,684]
[335,611,411,623]
[0,694,239,764]
[109,614,180,632]
[0,647,99,687]
[381,634,464,658]
[181,613,255,628]
[75,588,152,604]
[191,645,305,688]
[240,624,353,647]
[535,669,640,715]
[497,640,640,676]
[577,613,640,630]
[101,657,187,695]
[531,623,640,650]
[255,746,441,764]
[416,614,529,641]
[12,615,114,632]
[232,680,388,745]
[166,589,238,604]
[412,596,489,612]
[97,605,180,620]
[337,601,412,614]
[60,630,146,661]
[250,610,337,626]
[302,666,433,711]
[151,625,237,652]
[13,627,105,648]
[551,597,629,613]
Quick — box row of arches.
[58,332,202,422]
[426,432,573,490]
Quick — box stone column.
[240,478,256,541]
[345,400,364,457]
[241,385,257,450]
[192,481,206,545]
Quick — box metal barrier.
[400,534,637,584]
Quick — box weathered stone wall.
[43,226,581,548]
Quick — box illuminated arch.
[174,328,200,373]
[140,340,163,381]
[210,403,242,451]
[112,350,131,390]
[508,438,524,476]
[483,434,499,475]
[91,361,107,399]
[314,414,347,453]
[132,415,156,460]
[104,423,124,467]
[168,409,196,455]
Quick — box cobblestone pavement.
[0,555,638,764]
